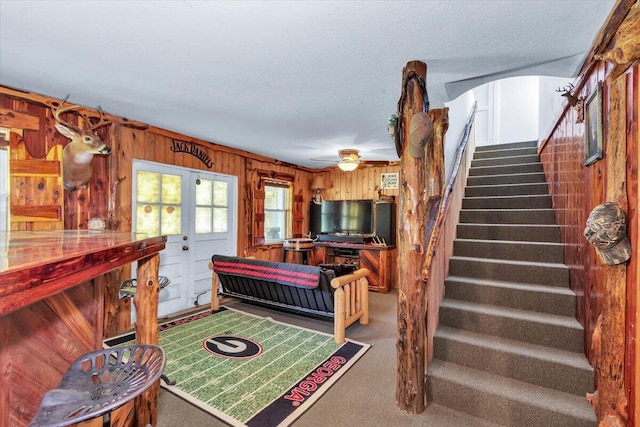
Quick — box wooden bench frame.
[209,262,369,343]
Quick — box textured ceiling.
[0,1,615,168]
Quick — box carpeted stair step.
[475,141,538,151]
[462,194,552,209]
[467,172,547,186]
[428,359,596,427]
[449,256,568,286]
[444,276,576,316]
[433,326,594,395]
[453,239,564,263]
[465,182,549,197]
[438,299,584,352]
[456,223,560,242]
[472,146,538,159]
[468,162,543,176]
[471,154,540,168]
[459,208,556,224]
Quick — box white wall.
[538,76,574,142]
[470,76,540,147]
[444,91,476,182]
[498,77,539,144]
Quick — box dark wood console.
[312,243,396,293]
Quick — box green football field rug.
[105,306,370,427]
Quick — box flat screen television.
[319,199,373,235]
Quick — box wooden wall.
[0,86,396,336]
[539,61,638,424]
[322,163,400,201]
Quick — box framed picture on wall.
[380,173,398,190]
[584,83,603,166]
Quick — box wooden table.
[0,230,166,426]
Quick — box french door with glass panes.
[132,160,237,318]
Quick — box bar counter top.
[0,230,167,316]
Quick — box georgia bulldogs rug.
[105,307,370,427]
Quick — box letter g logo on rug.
[202,335,263,359]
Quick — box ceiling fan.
[310,149,395,171]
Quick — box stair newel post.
[396,60,440,413]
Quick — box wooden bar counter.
[0,230,167,427]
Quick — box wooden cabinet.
[312,244,396,293]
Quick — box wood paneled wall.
[0,86,395,335]
[323,163,400,201]
[539,61,638,424]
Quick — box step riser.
[467,173,547,186]
[459,209,557,224]
[428,372,595,427]
[472,154,540,167]
[469,162,543,176]
[444,279,576,316]
[449,258,568,286]
[438,305,583,352]
[453,239,564,263]
[433,333,593,395]
[456,224,560,242]
[475,141,538,152]
[462,195,552,209]
[473,147,538,159]
[465,183,549,197]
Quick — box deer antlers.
[556,83,581,107]
[51,95,112,133]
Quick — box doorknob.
[182,245,189,251]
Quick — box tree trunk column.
[396,60,429,414]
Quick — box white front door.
[132,160,237,318]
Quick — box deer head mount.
[51,96,112,191]
[556,83,585,123]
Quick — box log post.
[396,60,439,413]
[133,253,160,427]
[591,68,630,427]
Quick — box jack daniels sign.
[170,139,214,168]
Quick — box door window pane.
[195,178,228,234]
[162,174,182,204]
[137,171,159,203]
[136,204,159,235]
[213,207,228,232]
[195,206,212,233]
[135,170,182,236]
[196,179,213,205]
[161,206,181,235]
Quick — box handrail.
[422,102,477,281]
[422,102,477,363]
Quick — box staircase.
[428,141,596,426]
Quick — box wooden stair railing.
[424,102,477,362]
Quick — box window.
[195,178,228,234]
[135,171,182,235]
[264,180,291,243]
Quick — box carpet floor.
[155,291,501,427]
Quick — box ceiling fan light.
[337,160,359,171]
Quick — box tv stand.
[316,234,373,244]
[311,242,396,294]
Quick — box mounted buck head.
[51,97,112,191]
[556,83,581,107]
